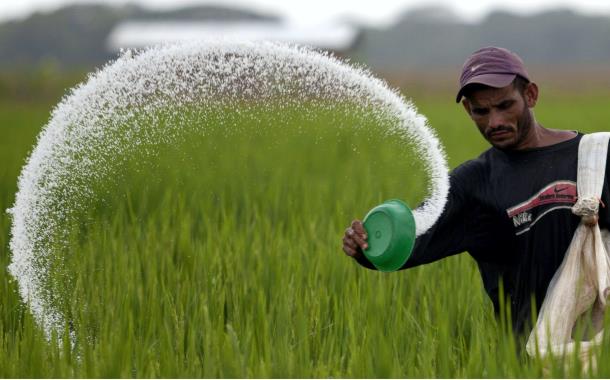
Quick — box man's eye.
[472,108,488,115]
[498,101,514,110]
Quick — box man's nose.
[488,110,505,129]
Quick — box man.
[342,46,609,333]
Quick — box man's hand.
[342,220,368,259]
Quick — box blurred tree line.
[1,3,610,103]
[0,4,278,102]
[356,6,610,69]
[0,4,279,70]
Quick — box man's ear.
[524,82,539,108]
[462,98,472,116]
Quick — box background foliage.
[0,72,609,377]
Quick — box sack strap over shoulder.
[572,133,610,224]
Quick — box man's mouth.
[488,129,512,139]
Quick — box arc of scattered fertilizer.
[8,40,450,338]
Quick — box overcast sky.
[3,0,610,26]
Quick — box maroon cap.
[456,46,530,103]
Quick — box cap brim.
[455,73,517,103]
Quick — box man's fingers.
[346,224,368,250]
[351,220,368,239]
[352,233,368,250]
[342,235,358,250]
[343,220,369,259]
[343,245,357,257]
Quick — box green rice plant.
[1,90,610,377]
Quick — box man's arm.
[342,172,473,270]
[401,182,470,269]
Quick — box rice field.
[1,83,610,378]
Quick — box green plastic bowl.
[362,199,416,272]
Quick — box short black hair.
[462,75,530,100]
[512,75,530,93]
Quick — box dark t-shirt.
[357,133,610,332]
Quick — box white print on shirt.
[506,180,577,236]
[512,211,532,227]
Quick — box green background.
[0,73,609,377]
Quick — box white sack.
[526,133,610,370]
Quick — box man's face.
[462,83,537,150]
